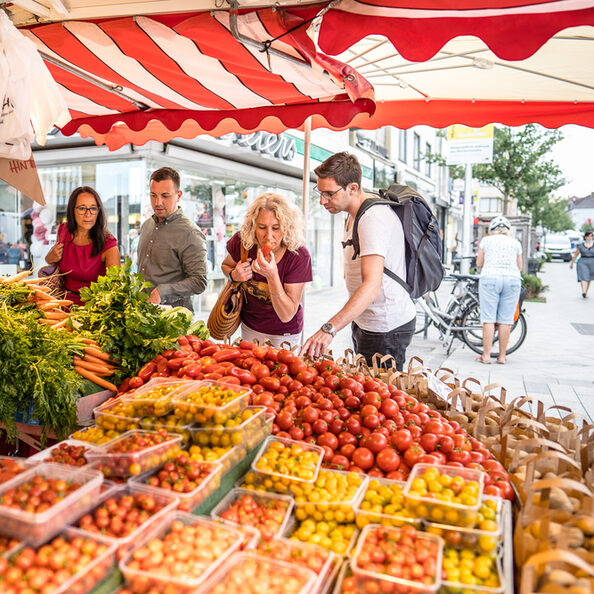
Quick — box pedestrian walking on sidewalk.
[570,230,594,298]
[475,215,522,365]
[300,152,416,370]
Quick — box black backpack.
[344,184,444,298]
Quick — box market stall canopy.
[13,9,374,150]
[286,0,594,129]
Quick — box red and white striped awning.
[287,0,594,129]
[11,0,594,148]
[20,9,375,149]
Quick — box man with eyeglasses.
[137,167,207,312]
[300,152,416,371]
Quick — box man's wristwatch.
[321,322,336,337]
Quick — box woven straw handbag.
[207,244,248,340]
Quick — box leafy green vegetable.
[0,282,34,307]
[0,304,85,444]
[188,319,209,340]
[73,259,191,382]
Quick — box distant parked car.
[543,233,572,261]
[565,230,582,249]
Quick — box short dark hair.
[66,186,110,258]
[585,231,593,238]
[314,152,362,189]
[150,167,180,190]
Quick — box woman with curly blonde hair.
[221,193,312,347]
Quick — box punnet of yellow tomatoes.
[425,497,502,555]
[140,413,192,444]
[404,464,485,527]
[71,425,122,445]
[171,380,251,424]
[290,469,367,524]
[441,547,502,589]
[188,443,245,473]
[249,437,324,494]
[290,518,358,557]
[189,406,272,450]
[94,398,141,433]
[121,379,189,417]
[356,478,422,530]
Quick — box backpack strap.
[342,197,413,294]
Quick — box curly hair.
[240,193,305,252]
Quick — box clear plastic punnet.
[0,456,29,487]
[171,380,251,425]
[93,396,142,433]
[193,551,318,594]
[73,483,179,559]
[129,460,223,512]
[121,377,192,418]
[27,439,103,467]
[210,487,294,539]
[352,524,444,594]
[85,429,183,478]
[403,463,486,527]
[441,553,505,594]
[2,527,117,594]
[292,469,368,524]
[119,511,243,592]
[69,424,123,446]
[255,537,336,594]
[424,495,504,554]
[355,477,423,530]
[0,463,103,546]
[0,534,21,559]
[189,406,273,450]
[248,436,324,494]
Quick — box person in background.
[300,152,416,371]
[137,167,207,312]
[475,215,522,365]
[221,192,312,348]
[45,186,120,305]
[570,230,594,298]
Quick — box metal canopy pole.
[300,116,312,345]
[461,163,473,274]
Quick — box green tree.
[424,125,567,226]
[540,199,574,232]
[581,221,594,233]
[473,125,565,218]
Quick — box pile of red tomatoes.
[118,338,514,501]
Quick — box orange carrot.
[84,347,112,361]
[74,366,117,391]
[73,356,113,376]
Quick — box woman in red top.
[221,193,312,347]
[45,186,120,305]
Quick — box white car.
[543,233,573,261]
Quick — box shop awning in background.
[287,0,594,129]
[20,10,375,149]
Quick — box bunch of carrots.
[73,338,118,393]
[1,270,119,393]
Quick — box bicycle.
[414,273,528,358]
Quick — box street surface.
[303,261,594,421]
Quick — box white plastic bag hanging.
[0,11,70,159]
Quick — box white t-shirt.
[479,234,522,278]
[344,204,416,332]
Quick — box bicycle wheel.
[459,304,483,354]
[460,306,528,357]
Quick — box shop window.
[425,142,432,176]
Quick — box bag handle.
[240,243,248,263]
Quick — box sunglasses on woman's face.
[76,206,99,215]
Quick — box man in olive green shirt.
[137,167,207,312]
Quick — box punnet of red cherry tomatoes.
[116,337,514,501]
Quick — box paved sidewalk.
[303,261,594,421]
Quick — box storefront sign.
[226,132,297,161]
[0,155,45,205]
[446,125,494,165]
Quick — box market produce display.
[0,457,28,484]
[5,327,594,594]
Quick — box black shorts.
[352,317,416,372]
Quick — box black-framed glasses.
[75,206,99,215]
[313,185,344,200]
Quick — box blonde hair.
[492,227,510,236]
[240,193,306,252]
